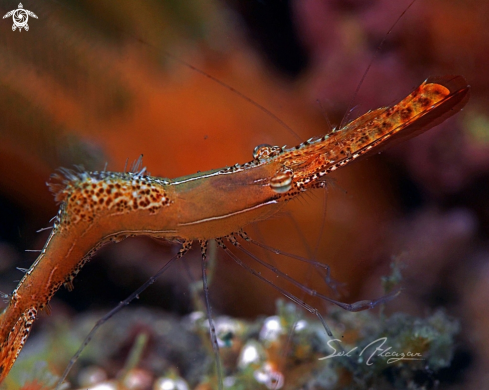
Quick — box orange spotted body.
[0,76,469,382]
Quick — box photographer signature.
[319,337,424,365]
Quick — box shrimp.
[0,74,469,385]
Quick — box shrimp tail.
[0,164,176,383]
[0,307,37,382]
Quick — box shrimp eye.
[270,169,293,193]
[253,144,281,160]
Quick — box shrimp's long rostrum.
[0,75,469,382]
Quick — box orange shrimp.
[0,74,469,385]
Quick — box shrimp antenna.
[47,0,303,144]
[162,51,303,143]
[340,0,418,129]
[55,248,186,390]
[316,98,334,134]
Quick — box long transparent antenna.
[339,0,418,129]
[55,242,192,390]
[163,52,302,143]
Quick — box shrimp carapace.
[0,75,469,383]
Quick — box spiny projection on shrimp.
[0,75,469,384]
